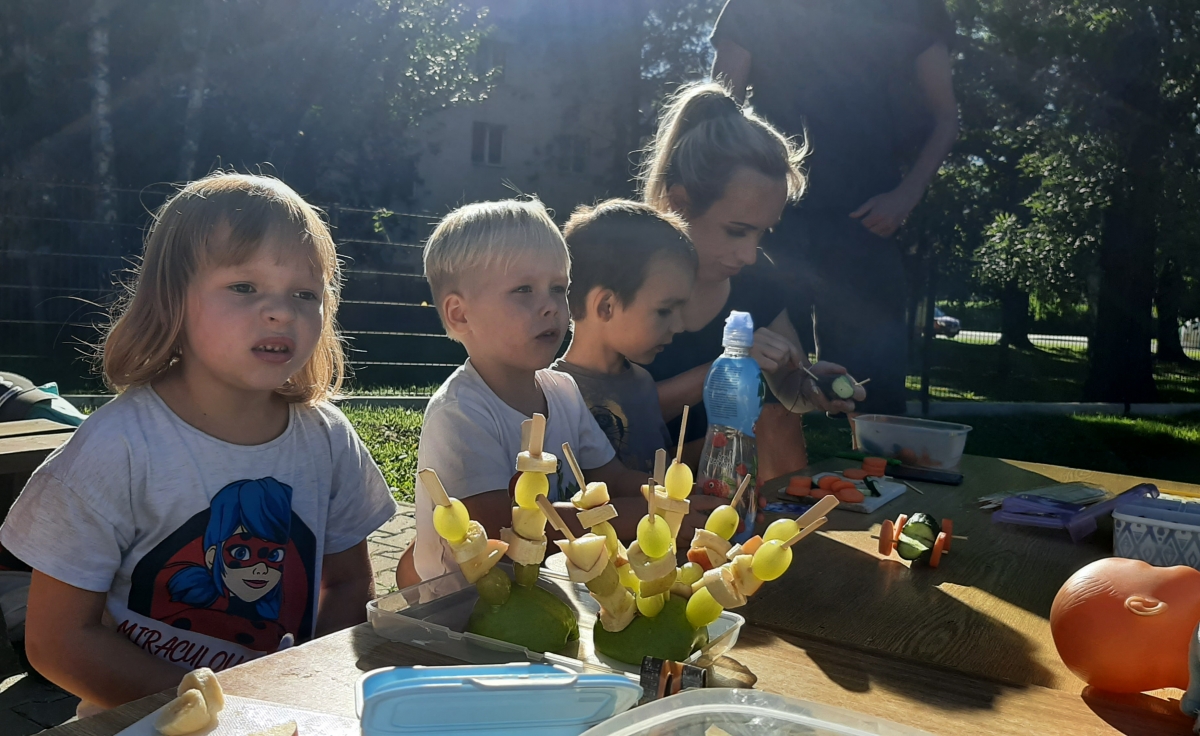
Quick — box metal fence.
[0,180,461,393]
[5,179,1200,403]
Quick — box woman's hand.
[770,360,865,415]
[751,327,803,374]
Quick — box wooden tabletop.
[44,622,1194,736]
[0,418,74,475]
[43,455,1200,735]
[750,455,1200,691]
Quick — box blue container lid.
[357,662,642,736]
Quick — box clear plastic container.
[367,562,745,678]
[852,415,972,470]
[579,688,932,736]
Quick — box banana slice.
[177,667,224,716]
[691,529,732,558]
[627,540,677,582]
[516,451,558,474]
[500,527,547,566]
[637,569,678,598]
[576,503,617,528]
[449,520,488,563]
[597,588,637,632]
[155,688,210,736]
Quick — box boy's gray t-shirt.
[552,359,671,476]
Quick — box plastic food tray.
[367,562,745,678]
[1114,493,1200,569]
[852,415,971,470]
[579,688,931,736]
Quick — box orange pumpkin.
[1050,558,1200,692]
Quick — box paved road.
[948,331,1088,348]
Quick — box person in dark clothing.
[711,0,959,414]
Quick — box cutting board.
[775,472,906,513]
[116,695,359,736]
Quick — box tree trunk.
[177,1,213,182]
[1084,140,1159,403]
[88,0,117,223]
[999,282,1034,349]
[1154,256,1191,363]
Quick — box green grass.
[905,339,1200,403]
[804,412,1200,486]
[342,406,424,502]
[342,402,1200,499]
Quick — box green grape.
[664,461,694,500]
[592,521,619,558]
[513,562,540,588]
[764,518,800,544]
[637,515,672,559]
[514,472,549,510]
[432,499,471,543]
[618,564,640,593]
[705,505,740,540]
[751,539,793,581]
[475,566,512,605]
[678,561,704,586]
[636,592,666,618]
[686,586,723,629]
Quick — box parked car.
[1181,319,1200,351]
[933,308,961,338]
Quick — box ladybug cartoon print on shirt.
[127,477,316,653]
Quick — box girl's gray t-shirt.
[0,385,396,673]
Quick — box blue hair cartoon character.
[165,477,294,651]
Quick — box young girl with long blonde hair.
[1,173,395,710]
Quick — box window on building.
[554,135,589,174]
[472,122,504,165]
[475,40,508,81]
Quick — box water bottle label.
[703,357,764,437]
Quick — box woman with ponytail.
[641,82,864,476]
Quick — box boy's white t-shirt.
[413,360,616,581]
[0,386,396,673]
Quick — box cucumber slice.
[896,533,931,561]
[903,513,941,546]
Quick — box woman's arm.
[26,571,184,708]
[315,540,375,637]
[656,363,710,421]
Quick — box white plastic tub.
[852,415,972,470]
[580,689,931,736]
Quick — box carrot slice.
[879,520,895,555]
[941,518,954,551]
[812,488,834,499]
[863,456,888,467]
[836,486,865,504]
[786,485,811,498]
[788,476,813,491]
[832,481,857,492]
[740,535,764,556]
[817,475,838,490]
[929,532,948,568]
[842,468,868,480]
[894,515,908,541]
[687,546,714,571]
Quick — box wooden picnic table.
[0,418,74,517]
[43,455,1200,735]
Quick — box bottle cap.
[723,311,754,348]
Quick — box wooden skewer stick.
[561,442,587,489]
[520,419,533,453]
[675,406,690,464]
[653,448,667,486]
[795,494,839,529]
[801,365,820,381]
[536,495,575,541]
[855,378,872,387]
[419,468,451,507]
[529,413,546,456]
[783,516,827,548]
[730,474,753,509]
[647,479,658,521]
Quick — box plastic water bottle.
[697,311,765,542]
